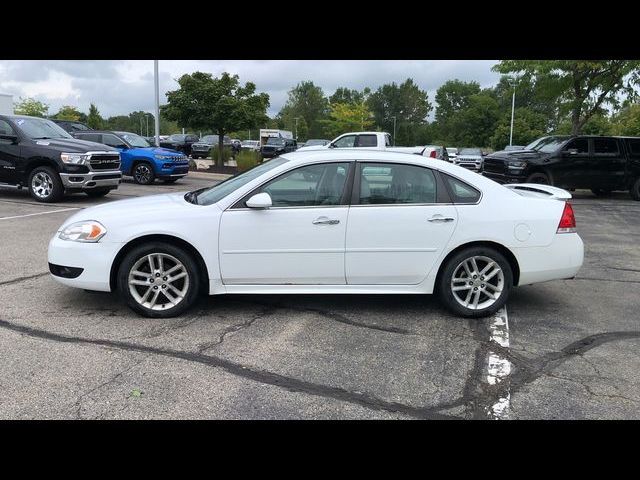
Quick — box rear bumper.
[513,233,584,286]
[59,171,122,190]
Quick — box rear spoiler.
[504,183,572,200]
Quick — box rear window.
[357,135,377,147]
[593,138,619,155]
[442,173,481,204]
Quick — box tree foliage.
[14,97,49,117]
[278,81,329,140]
[320,102,375,138]
[53,105,82,121]
[86,103,104,130]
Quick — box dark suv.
[51,119,92,133]
[159,134,199,156]
[260,137,297,158]
[483,135,640,200]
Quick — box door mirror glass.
[246,192,272,209]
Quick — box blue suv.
[72,131,189,185]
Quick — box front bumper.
[456,162,482,172]
[59,171,122,190]
[158,162,189,179]
[482,171,527,184]
[48,235,123,291]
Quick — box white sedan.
[48,150,584,318]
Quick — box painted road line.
[485,306,511,419]
[0,207,80,221]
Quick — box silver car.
[455,148,484,172]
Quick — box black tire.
[117,242,201,318]
[525,172,550,185]
[437,246,513,318]
[591,188,612,197]
[28,166,64,203]
[85,188,112,198]
[132,162,155,185]
[630,177,640,201]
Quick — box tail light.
[557,202,576,233]
[430,150,437,158]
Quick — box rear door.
[592,137,626,190]
[0,119,20,184]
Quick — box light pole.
[391,116,397,146]
[145,114,150,137]
[509,79,516,146]
[294,117,299,140]
[154,60,160,147]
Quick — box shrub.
[211,145,233,164]
[236,150,261,172]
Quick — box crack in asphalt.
[0,272,50,287]
[197,306,278,353]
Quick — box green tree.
[54,105,82,121]
[320,102,375,138]
[610,104,640,136]
[367,79,432,145]
[489,107,548,150]
[162,72,270,166]
[449,93,501,147]
[86,103,104,130]
[434,80,481,124]
[493,60,640,134]
[14,97,49,117]
[329,87,369,105]
[278,81,329,139]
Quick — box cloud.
[0,60,501,118]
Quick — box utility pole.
[509,79,516,146]
[294,117,299,140]
[154,60,160,147]
[391,116,397,146]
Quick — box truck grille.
[482,159,507,175]
[89,153,121,171]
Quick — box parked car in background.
[0,115,121,202]
[190,134,232,159]
[48,149,584,319]
[52,119,92,133]
[483,135,640,200]
[455,148,484,172]
[446,147,458,163]
[240,140,260,152]
[260,136,298,158]
[421,145,450,161]
[72,130,189,185]
[159,133,199,156]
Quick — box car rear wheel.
[28,166,64,203]
[437,246,513,318]
[525,172,550,185]
[117,242,201,318]
[133,162,155,185]
[630,177,640,201]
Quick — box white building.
[0,94,13,115]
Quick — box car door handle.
[313,216,340,225]
[428,216,455,223]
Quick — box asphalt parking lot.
[1,175,639,419]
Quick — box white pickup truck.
[296,131,441,157]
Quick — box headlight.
[59,221,107,242]
[60,153,89,165]
[507,161,527,168]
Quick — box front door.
[554,137,590,188]
[0,119,19,184]
[219,161,353,284]
[346,162,458,285]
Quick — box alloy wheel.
[128,253,190,311]
[134,164,152,184]
[31,171,54,199]
[450,255,505,310]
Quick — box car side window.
[563,138,589,155]
[78,133,102,143]
[0,119,16,144]
[333,135,356,148]
[627,139,640,158]
[102,134,127,149]
[593,138,619,156]
[441,173,481,204]
[356,135,377,147]
[260,162,351,207]
[359,163,437,204]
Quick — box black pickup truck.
[483,135,640,200]
[0,115,122,203]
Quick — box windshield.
[459,148,481,155]
[187,158,289,206]
[446,148,458,154]
[170,134,186,141]
[14,117,72,139]
[266,137,285,145]
[525,136,568,153]
[201,135,218,144]
[120,133,150,148]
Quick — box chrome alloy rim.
[32,172,54,199]
[451,255,504,310]
[134,164,152,183]
[128,253,189,311]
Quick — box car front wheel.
[133,162,155,185]
[525,172,550,185]
[117,242,201,318]
[28,166,64,203]
[437,246,513,318]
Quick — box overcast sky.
[0,60,501,118]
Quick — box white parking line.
[485,306,511,419]
[0,208,80,221]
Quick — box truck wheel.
[591,188,612,197]
[85,188,111,198]
[525,172,550,185]
[631,178,640,201]
[28,166,64,203]
[437,246,513,318]
[133,162,155,185]
[117,242,201,318]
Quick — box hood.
[296,144,329,152]
[486,150,545,161]
[128,146,185,157]
[32,137,118,153]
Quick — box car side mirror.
[0,134,18,144]
[246,192,272,209]
[328,143,336,149]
